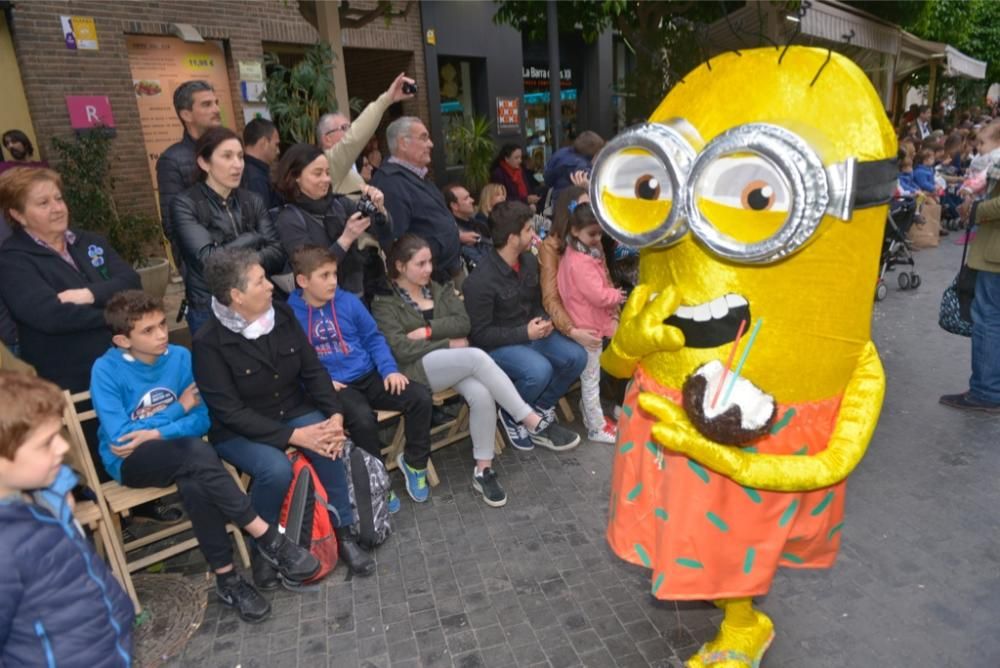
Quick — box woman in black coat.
[0,167,140,391]
[171,127,285,334]
[273,143,389,301]
[191,247,374,585]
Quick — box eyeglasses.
[324,123,351,137]
[590,120,898,264]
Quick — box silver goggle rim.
[589,121,699,249]
[682,123,856,264]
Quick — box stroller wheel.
[898,272,911,290]
[910,273,921,289]
[876,282,888,301]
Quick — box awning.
[896,31,985,81]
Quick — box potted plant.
[51,130,167,298]
[263,42,339,145]
[446,115,495,195]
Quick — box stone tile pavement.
[161,238,999,667]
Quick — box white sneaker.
[588,422,617,444]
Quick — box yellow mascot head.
[593,47,897,415]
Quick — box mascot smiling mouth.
[663,294,751,348]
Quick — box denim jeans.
[488,331,587,410]
[214,411,354,528]
[969,270,1000,404]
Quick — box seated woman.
[273,144,389,303]
[490,143,541,208]
[371,234,549,508]
[477,182,507,225]
[192,247,374,586]
[172,127,285,334]
[0,166,140,392]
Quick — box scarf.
[393,281,433,316]
[211,297,276,340]
[294,192,333,217]
[500,160,528,200]
[568,235,604,260]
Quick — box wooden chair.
[380,389,505,487]
[63,390,251,612]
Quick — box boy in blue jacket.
[288,245,433,505]
[0,370,133,667]
[90,291,320,623]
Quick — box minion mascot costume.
[596,47,896,667]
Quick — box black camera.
[356,195,380,218]
[402,81,418,95]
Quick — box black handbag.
[939,231,977,337]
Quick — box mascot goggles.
[590,121,898,264]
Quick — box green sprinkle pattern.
[779,499,799,527]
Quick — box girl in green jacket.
[371,235,547,507]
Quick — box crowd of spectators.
[0,72,638,636]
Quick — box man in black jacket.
[241,118,282,209]
[463,201,584,452]
[371,117,463,287]
[156,80,222,255]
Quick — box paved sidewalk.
[164,238,999,667]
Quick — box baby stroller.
[876,197,920,301]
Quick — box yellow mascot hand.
[640,341,885,492]
[602,285,685,379]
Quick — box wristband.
[425,325,432,339]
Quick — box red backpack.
[278,451,338,583]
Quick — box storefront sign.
[238,60,263,82]
[522,65,572,92]
[61,16,99,50]
[125,35,236,190]
[65,96,115,129]
[496,97,520,135]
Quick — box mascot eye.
[740,180,776,211]
[598,149,673,202]
[694,156,790,212]
[635,175,661,200]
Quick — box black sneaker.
[472,467,507,507]
[131,499,184,523]
[216,572,271,623]
[528,422,580,451]
[939,392,1000,413]
[257,532,321,583]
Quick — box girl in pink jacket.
[556,204,626,443]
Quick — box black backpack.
[344,441,392,549]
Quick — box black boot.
[251,552,279,591]
[257,533,321,584]
[335,526,375,576]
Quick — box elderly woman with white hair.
[370,116,465,287]
[191,247,375,587]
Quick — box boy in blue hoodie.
[90,291,320,623]
[288,245,433,505]
[0,370,133,667]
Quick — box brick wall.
[8,0,428,224]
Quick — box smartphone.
[402,81,418,95]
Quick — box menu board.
[125,35,236,190]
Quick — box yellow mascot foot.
[685,610,775,668]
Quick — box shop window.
[438,56,487,169]
[522,63,578,167]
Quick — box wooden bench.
[63,390,251,613]
[377,388,505,487]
